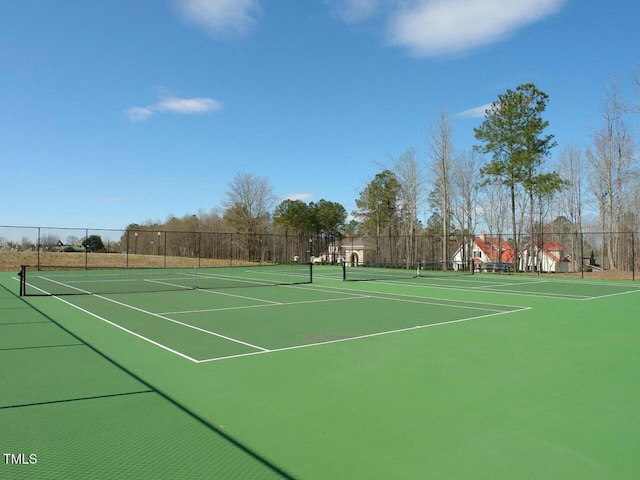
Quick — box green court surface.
[2,266,640,478]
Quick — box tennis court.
[2,265,640,478]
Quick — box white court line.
[582,289,640,301]
[336,273,640,300]
[160,280,372,314]
[369,295,505,313]
[181,270,309,287]
[37,277,269,353]
[91,294,270,352]
[21,281,200,362]
[163,284,509,316]
[351,277,593,300]
[192,287,282,304]
[39,276,93,294]
[113,276,283,307]
[295,283,526,311]
[471,286,587,299]
[143,275,289,305]
[470,279,550,289]
[161,295,371,315]
[472,279,623,299]
[25,275,533,364]
[284,283,374,297]
[143,278,194,290]
[197,306,531,363]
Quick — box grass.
[0,252,256,272]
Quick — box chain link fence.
[1,226,637,280]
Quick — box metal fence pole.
[580,232,584,279]
[633,232,636,282]
[85,228,89,269]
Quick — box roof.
[474,236,514,263]
[524,241,567,264]
[340,237,377,250]
[535,241,565,252]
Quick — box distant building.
[519,241,569,273]
[340,237,377,266]
[450,232,514,271]
[311,245,343,264]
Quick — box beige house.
[340,237,377,266]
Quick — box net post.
[193,266,197,289]
[19,265,26,296]
[342,262,346,281]
[309,262,313,284]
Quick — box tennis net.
[342,261,472,281]
[19,263,313,296]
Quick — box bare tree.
[425,108,455,263]
[586,78,637,269]
[557,143,585,232]
[451,150,483,269]
[478,178,507,237]
[223,172,277,234]
[21,237,34,251]
[392,148,426,264]
[556,143,586,271]
[451,150,484,234]
[631,65,640,113]
[65,235,80,246]
[40,234,60,251]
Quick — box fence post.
[633,232,636,282]
[85,228,89,269]
[580,232,584,279]
[37,227,41,269]
[198,232,201,268]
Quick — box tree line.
[122,74,638,270]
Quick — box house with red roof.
[519,241,569,273]
[451,232,514,271]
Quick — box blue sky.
[2,0,639,231]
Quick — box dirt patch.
[0,252,253,272]
[517,270,638,281]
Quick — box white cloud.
[387,0,567,57]
[125,96,222,122]
[282,192,315,202]
[455,103,493,119]
[174,0,260,36]
[327,0,380,23]
[124,106,155,122]
[156,97,223,114]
